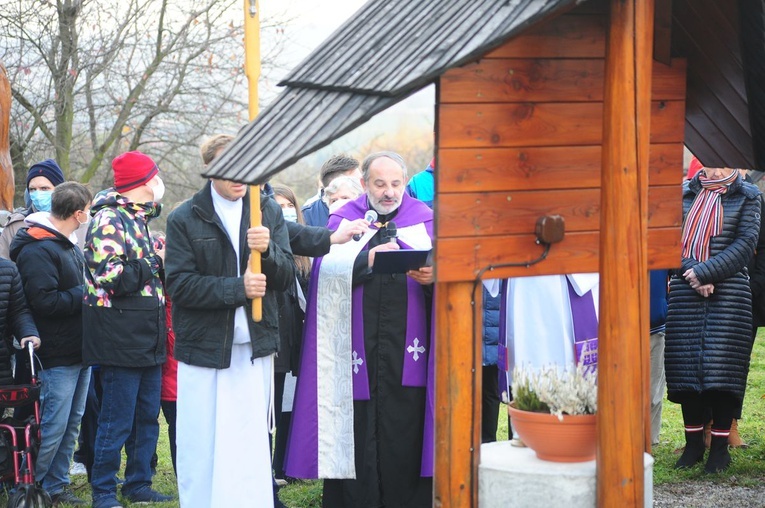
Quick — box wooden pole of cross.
[244,0,262,321]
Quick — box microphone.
[386,222,397,243]
[353,210,378,241]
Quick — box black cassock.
[323,218,432,508]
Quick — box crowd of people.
[0,143,762,508]
[0,143,436,508]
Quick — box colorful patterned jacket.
[82,189,166,367]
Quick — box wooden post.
[434,281,482,508]
[244,0,262,321]
[0,63,14,211]
[597,0,654,506]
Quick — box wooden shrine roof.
[203,0,765,183]
[674,0,765,171]
[278,0,577,96]
[203,0,578,183]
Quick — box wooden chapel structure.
[205,0,765,506]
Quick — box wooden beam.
[597,0,653,506]
[433,281,482,508]
[437,186,680,238]
[440,58,606,103]
[485,14,607,58]
[437,143,683,193]
[435,227,681,282]
[440,58,686,104]
[439,100,684,149]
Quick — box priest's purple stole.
[566,279,599,373]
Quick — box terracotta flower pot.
[508,403,597,462]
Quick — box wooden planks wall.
[434,12,687,283]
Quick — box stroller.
[0,342,51,507]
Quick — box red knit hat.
[112,151,159,193]
[687,156,704,180]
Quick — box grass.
[0,417,180,508]
[279,480,323,508]
[3,333,763,507]
[652,331,765,486]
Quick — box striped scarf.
[681,170,739,261]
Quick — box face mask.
[329,198,351,214]
[282,207,298,223]
[150,177,165,202]
[76,211,89,226]
[29,190,53,212]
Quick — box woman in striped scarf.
[665,161,761,474]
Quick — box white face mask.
[282,207,298,223]
[329,198,351,214]
[150,177,165,202]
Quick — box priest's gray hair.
[361,151,408,182]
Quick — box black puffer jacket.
[10,217,85,369]
[0,259,39,385]
[665,175,761,401]
[746,190,765,327]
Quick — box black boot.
[675,430,705,469]
[705,435,731,474]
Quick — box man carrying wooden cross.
[165,134,295,508]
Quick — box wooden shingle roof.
[673,0,765,171]
[205,0,765,184]
[204,0,579,184]
[672,0,765,170]
[279,0,577,96]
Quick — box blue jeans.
[36,364,91,495]
[90,365,161,502]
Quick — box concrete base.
[479,442,654,507]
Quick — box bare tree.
[0,0,288,204]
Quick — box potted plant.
[507,362,598,462]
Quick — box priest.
[285,151,434,507]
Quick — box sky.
[257,0,434,169]
[260,0,367,74]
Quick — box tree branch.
[10,88,56,145]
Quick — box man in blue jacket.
[406,158,435,208]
